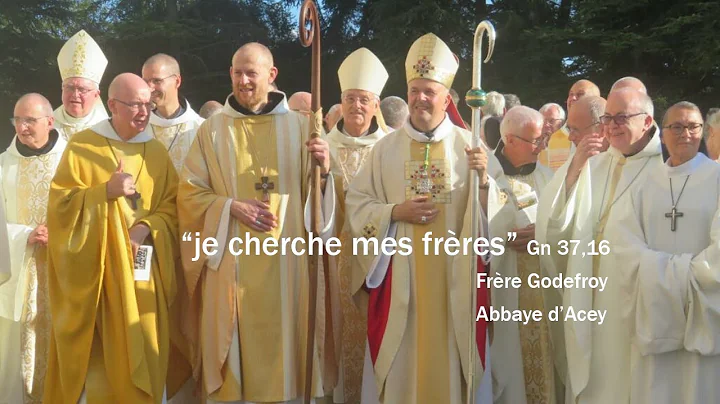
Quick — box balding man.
[610,76,647,94]
[379,96,408,131]
[539,79,601,171]
[142,53,205,172]
[177,42,336,404]
[45,73,187,403]
[324,103,342,131]
[489,106,557,404]
[199,100,223,119]
[536,88,663,404]
[54,30,110,140]
[288,91,312,114]
[0,93,66,403]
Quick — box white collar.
[327,123,386,147]
[607,123,662,160]
[149,100,203,126]
[91,119,154,143]
[666,152,708,177]
[221,92,289,118]
[403,114,454,143]
[53,99,108,126]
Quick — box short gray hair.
[706,108,720,130]
[611,76,647,94]
[503,93,521,110]
[662,101,702,127]
[585,96,606,123]
[380,96,409,129]
[539,102,566,121]
[481,91,505,117]
[499,105,543,143]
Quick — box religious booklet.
[515,191,539,229]
[134,245,153,281]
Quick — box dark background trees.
[1,0,718,145]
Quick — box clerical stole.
[45,128,184,404]
[326,123,386,403]
[179,108,330,403]
[507,173,556,404]
[0,137,65,403]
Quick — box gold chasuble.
[346,117,511,404]
[326,117,386,403]
[0,132,66,404]
[44,120,189,403]
[177,93,336,403]
[149,99,205,172]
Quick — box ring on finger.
[421,216,427,223]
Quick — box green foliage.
[1,0,718,146]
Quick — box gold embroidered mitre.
[338,48,389,96]
[57,30,108,85]
[405,33,458,89]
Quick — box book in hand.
[134,245,153,281]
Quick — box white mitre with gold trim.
[338,47,389,96]
[57,30,108,85]
[405,33,458,89]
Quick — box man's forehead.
[64,77,95,87]
[142,62,168,76]
[668,108,702,121]
[409,79,445,91]
[542,106,562,118]
[345,89,374,97]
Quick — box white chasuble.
[535,129,664,404]
[150,100,204,172]
[346,116,514,404]
[607,153,720,404]
[0,133,66,403]
[53,100,109,141]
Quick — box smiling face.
[61,77,100,118]
[230,44,277,112]
[407,78,449,132]
[341,89,378,136]
[142,61,180,109]
[602,90,653,155]
[662,107,703,166]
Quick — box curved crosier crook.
[465,19,496,404]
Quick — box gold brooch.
[362,223,378,238]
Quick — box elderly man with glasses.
[44,73,189,403]
[536,86,664,404]
[142,53,204,172]
[54,30,110,140]
[490,105,560,404]
[0,93,66,403]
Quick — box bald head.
[13,93,54,149]
[142,53,180,76]
[567,95,606,146]
[232,42,274,69]
[324,103,342,131]
[15,93,53,117]
[567,79,601,110]
[109,73,150,100]
[199,100,223,119]
[611,77,647,94]
[288,92,311,112]
[107,73,152,140]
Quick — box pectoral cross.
[665,207,684,232]
[417,172,433,194]
[127,192,141,210]
[255,176,275,202]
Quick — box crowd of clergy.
[0,26,718,404]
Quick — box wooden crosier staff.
[465,20,495,404]
[299,1,333,402]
